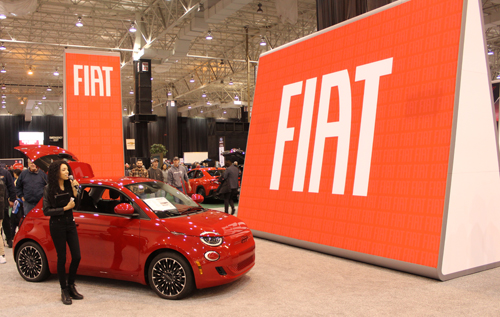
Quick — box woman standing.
[42,160,83,305]
[161,163,169,181]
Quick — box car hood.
[159,210,249,237]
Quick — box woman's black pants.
[49,215,81,289]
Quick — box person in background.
[124,163,131,176]
[0,195,5,264]
[43,160,83,305]
[129,159,148,178]
[161,163,169,181]
[221,159,239,215]
[10,169,23,239]
[148,158,163,181]
[0,163,16,248]
[167,157,191,202]
[16,159,48,217]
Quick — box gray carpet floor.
[2,212,500,316]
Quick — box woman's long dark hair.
[47,160,73,206]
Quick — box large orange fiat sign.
[238,0,500,280]
[64,50,124,178]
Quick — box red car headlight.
[200,232,223,246]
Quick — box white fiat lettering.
[73,65,113,97]
[270,58,393,196]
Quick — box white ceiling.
[0,0,498,119]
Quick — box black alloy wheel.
[148,251,195,300]
[16,241,50,282]
[196,187,206,198]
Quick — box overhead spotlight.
[47,86,52,92]
[1,105,5,109]
[124,106,127,111]
[260,36,266,46]
[27,67,33,75]
[0,65,5,73]
[0,42,5,50]
[35,105,39,109]
[497,73,500,80]
[42,95,46,100]
[20,99,24,105]
[53,68,59,76]
[37,101,42,105]
[223,110,227,114]
[0,14,6,20]
[200,109,203,113]
[220,59,224,66]
[202,91,206,98]
[170,101,176,107]
[1,100,5,104]
[1,94,5,99]
[234,94,239,100]
[1,84,5,90]
[257,3,263,13]
[198,3,204,12]
[206,30,212,40]
[129,87,134,95]
[188,106,192,109]
[207,100,211,105]
[488,49,494,56]
[59,105,62,110]
[76,16,83,27]
[229,78,233,85]
[168,89,172,96]
[190,75,195,83]
[129,22,137,33]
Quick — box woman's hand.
[71,179,80,189]
[64,198,75,211]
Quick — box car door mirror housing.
[191,194,204,204]
[115,203,135,215]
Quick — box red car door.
[74,187,141,280]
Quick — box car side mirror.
[191,194,204,204]
[115,203,135,215]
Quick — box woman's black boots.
[68,284,84,300]
[61,288,72,305]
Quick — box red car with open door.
[186,167,225,199]
[13,145,255,300]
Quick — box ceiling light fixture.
[1,94,5,99]
[488,49,494,56]
[0,14,6,20]
[27,67,33,75]
[190,75,195,83]
[220,59,224,66]
[76,17,83,27]
[235,94,239,100]
[223,110,227,114]
[198,3,204,12]
[42,95,46,100]
[59,105,62,110]
[206,30,212,40]
[47,86,52,92]
[0,66,5,73]
[171,101,176,107]
[168,89,172,96]
[0,42,5,50]
[20,99,24,105]
[1,100,5,104]
[229,78,233,85]
[202,91,206,98]
[188,106,192,109]
[1,105,5,109]
[37,101,42,105]
[129,22,137,33]
[124,106,127,111]
[129,87,134,95]
[53,68,59,76]
[260,36,267,46]
[200,109,203,113]
[35,105,39,109]
[257,3,263,13]
[1,84,6,90]
[207,100,211,105]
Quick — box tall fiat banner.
[238,0,500,280]
[64,50,124,178]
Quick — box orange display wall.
[64,50,124,178]
[238,0,500,280]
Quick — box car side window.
[188,171,196,179]
[77,187,97,212]
[196,171,203,179]
[97,188,131,214]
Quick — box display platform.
[238,0,500,280]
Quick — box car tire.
[196,187,206,198]
[16,241,50,282]
[148,251,195,300]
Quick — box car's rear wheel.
[196,187,206,198]
[16,241,50,282]
[148,251,195,300]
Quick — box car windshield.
[207,169,224,177]
[124,182,202,218]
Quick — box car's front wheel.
[16,241,50,282]
[196,186,206,198]
[148,251,195,300]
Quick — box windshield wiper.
[179,206,205,214]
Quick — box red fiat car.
[13,145,255,300]
[186,167,225,199]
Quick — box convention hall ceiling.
[0,0,499,119]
